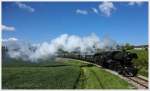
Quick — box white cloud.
[99,2,116,17]
[16,2,35,12]
[91,8,98,14]
[128,2,143,6]
[3,37,18,42]
[76,9,88,15]
[2,25,15,31]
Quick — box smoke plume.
[2,33,117,61]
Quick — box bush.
[129,49,148,77]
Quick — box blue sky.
[2,2,148,45]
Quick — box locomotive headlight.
[134,65,137,68]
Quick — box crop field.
[3,67,80,89]
[2,58,134,89]
[129,49,148,77]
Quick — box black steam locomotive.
[59,50,138,77]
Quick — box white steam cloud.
[3,33,117,61]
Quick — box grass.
[2,58,68,67]
[75,66,133,89]
[2,58,134,89]
[64,60,134,89]
[128,49,148,77]
[86,67,132,89]
[2,66,80,89]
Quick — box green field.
[2,58,134,89]
[3,67,80,89]
[129,49,148,77]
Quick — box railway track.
[126,76,148,89]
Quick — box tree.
[95,48,102,53]
[123,43,134,50]
[116,44,121,50]
[2,46,8,59]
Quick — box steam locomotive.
[59,50,138,77]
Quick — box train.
[58,50,138,77]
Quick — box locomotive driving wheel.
[121,67,137,77]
